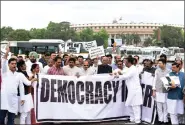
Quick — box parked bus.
[1,39,64,55]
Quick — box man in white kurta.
[63,57,82,76]
[43,58,54,74]
[81,61,95,75]
[0,58,24,125]
[26,51,43,74]
[118,57,143,124]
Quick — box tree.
[153,25,184,47]
[143,37,153,47]
[30,28,46,39]
[80,28,94,41]
[124,34,134,45]
[45,21,63,39]
[0,26,14,40]
[93,29,109,48]
[132,33,141,46]
[7,29,31,41]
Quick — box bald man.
[97,57,113,74]
[43,58,54,74]
[81,61,94,75]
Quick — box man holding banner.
[118,57,143,124]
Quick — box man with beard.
[17,60,37,124]
[118,57,143,124]
[134,55,143,75]
[143,59,156,75]
[26,51,43,74]
[111,55,121,70]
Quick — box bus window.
[180,48,184,53]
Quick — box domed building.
[70,22,184,42]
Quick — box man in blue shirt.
[166,62,184,125]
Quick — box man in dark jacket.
[97,56,112,74]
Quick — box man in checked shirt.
[47,56,64,75]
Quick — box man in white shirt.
[118,57,143,124]
[63,57,82,76]
[91,58,99,74]
[77,55,84,69]
[0,47,24,125]
[113,60,128,75]
[26,51,43,74]
[134,55,143,75]
[43,58,54,74]
[81,61,94,75]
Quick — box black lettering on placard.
[58,80,68,103]
[85,81,94,104]
[95,81,103,104]
[51,79,57,102]
[57,80,62,102]
[76,81,85,104]
[40,78,50,102]
[112,81,119,102]
[141,84,145,96]
[121,80,127,102]
[143,85,152,108]
[104,81,112,104]
[68,81,75,104]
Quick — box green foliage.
[79,28,94,41]
[132,34,141,46]
[1,26,14,40]
[153,25,184,47]
[1,23,183,48]
[7,29,31,41]
[143,37,153,47]
[30,28,46,39]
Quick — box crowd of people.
[0,45,184,125]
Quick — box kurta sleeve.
[1,58,8,74]
[18,80,25,101]
[152,70,157,90]
[20,73,31,86]
[119,67,135,80]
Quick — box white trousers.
[20,111,31,124]
[156,102,168,122]
[170,114,179,125]
[129,105,141,123]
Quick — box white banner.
[64,42,81,54]
[75,40,97,51]
[34,74,156,123]
[140,72,157,124]
[89,46,105,59]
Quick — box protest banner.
[140,71,157,124]
[89,46,105,59]
[34,74,156,123]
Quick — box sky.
[1,1,184,30]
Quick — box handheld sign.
[89,46,105,59]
